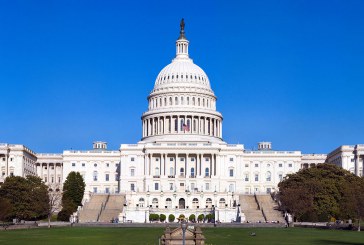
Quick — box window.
[244,173,249,181]
[106,163,109,167]
[156,158,159,161]
[229,158,234,162]
[254,174,259,182]
[105,174,109,181]
[245,164,249,167]
[229,169,234,177]
[180,158,185,161]
[94,163,97,167]
[2,172,5,176]
[192,198,199,209]
[170,167,174,176]
[205,168,209,177]
[255,163,259,167]
[169,183,174,190]
[279,163,283,167]
[170,157,174,161]
[288,163,293,167]
[155,183,159,190]
[139,198,145,207]
[44,176,47,182]
[205,157,209,161]
[229,184,234,192]
[180,168,184,176]
[266,171,271,181]
[93,171,98,181]
[105,188,109,194]
[278,174,283,181]
[191,157,195,162]
[206,198,212,208]
[219,198,226,208]
[166,198,172,208]
[82,163,85,167]
[155,167,160,176]
[93,187,97,193]
[131,183,135,191]
[72,163,76,167]
[130,168,135,176]
[191,167,195,177]
[51,177,54,183]
[152,198,158,207]
[205,183,210,190]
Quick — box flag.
[182,123,190,132]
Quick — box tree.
[58,172,85,221]
[278,164,364,223]
[188,214,196,222]
[160,214,166,222]
[47,192,62,228]
[0,176,49,221]
[0,198,12,222]
[197,214,205,223]
[168,214,175,222]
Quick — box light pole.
[181,219,187,245]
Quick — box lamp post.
[181,219,187,245]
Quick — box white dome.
[153,58,212,92]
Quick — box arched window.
[207,100,209,107]
[164,98,167,106]
[198,98,200,106]
[205,168,209,177]
[166,198,172,208]
[190,167,195,177]
[169,97,172,105]
[181,97,184,105]
[192,198,199,209]
[203,98,205,107]
[180,167,185,176]
[187,119,191,131]
[139,198,145,207]
[206,198,212,208]
[175,97,178,105]
[266,171,271,181]
[170,167,174,176]
[219,198,226,208]
[155,167,160,176]
[159,98,162,107]
[174,118,178,132]
[187,97,190,105]
[192,97,195,106]
[152,198,158,207]
[193,119,197,132]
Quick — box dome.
[152,57,212,92]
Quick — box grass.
[0,227,363,245]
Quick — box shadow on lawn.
[314,240,363,245]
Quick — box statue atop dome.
[178,18,186,40]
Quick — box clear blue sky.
[1,0,363,153]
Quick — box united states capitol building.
[0,21,363,223]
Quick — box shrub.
[189,214,196,222]
[160,214,166,222]
[197,214,205,222]
[168,214,175,222]
[149,213,160,222]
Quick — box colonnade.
[144,153,217,178]
[36,162,63,189]
[142,115,222,138]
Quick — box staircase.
[239,195,265,222]
[79,194,108,223]
[98,195,125,222]
[255,195,285,223]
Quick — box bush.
[197,214,205,222]
[149,213,160,222]
[57,208,73,221]
[205,213,215,223]
[160,214,166,222]
[168,214,175,222]
[189,214,196,222]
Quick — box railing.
[96,202,104,222]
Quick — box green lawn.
[0,227,363,245]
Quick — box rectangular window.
[131,157,135,162]
[106,163,109,167]
[244,174,249,181]
[105,188,109,194]
[255,163,258,167]
[115,163,119,168]
[288,163,293,167]
[131,183,135,191]
[191,158,195,161]
[155,183,159,190]
[82,163,85,167]
[72,163,76,167]
[279,163,283,167]
[229,158,234,162]
[205,183,210,190]
[180,158,185,161]
[105,174,109,181]
[170,158,174,161]
[255,174,259,181]
[279,174,283,181]
[229,184,234,192]
[45,177,47,182]
[93,187,97,193]
[245,164,249,167]
[205,158,209,161]
[229,169,234,177]
[169,183,173,190]
[10,172,14,177]
[130,169,135,176]
[156,158,159,161]
[2,172,5,176]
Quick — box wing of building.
[1,21,362,223]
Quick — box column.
[195,154,197,178]
[204,118,208,135]
[174,154,177,176]
[209,156,212,177]
[47,163,50,184]
[355,155,360,176]
[185,154,188,177]
[214,154,217,176]
[199,154,202,176]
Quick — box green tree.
[160,214,166,222]
[189,214,196,222]
[0,176,49,221]
[0,198,12,222]
[58,172,85,221]
[168,214,175,222]
[278,164,364,223]
[197,214,205,222]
